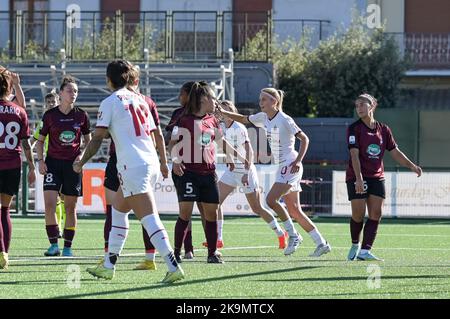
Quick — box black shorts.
[172,170,219,203]
[346,178,386,201]
[43,157,82,197]
[0,168,21,196]
[103,153,119,192]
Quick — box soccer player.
[0,66,25,109]
[74,59,184,283]
[0,70,36,269]
[215,100,287,249]
[346,93,422,261]
[217,88,331,257]
[31,91,66,235]
[36,76,91,257]
[166,81,209,260]
[169,82,248,264]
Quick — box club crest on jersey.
[199,133,212,146]
[367,144,381,157]
[59,130,76,143]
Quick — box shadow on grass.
[50,265,320,299]
[258,274,449,282]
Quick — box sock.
[361,219,380,251]
[0,207,5,252]
[141,214,178,271]
[104,204,112,252]
[217,219,224,241]
[46,224,60,244]
[1,207,11,253]
[142,225,156,260]
[183,229,193,254]
[308,228,326,246]
[104,208,129,269]
[204,220,218,257]
[174,217,190,256]
[55,200,62,228]
[63,227,76,248]
[350,218,364,244]
[283,218,297,237]
[269,219,285,237]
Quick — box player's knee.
[265,196,278,209]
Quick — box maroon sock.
[184,230,193,254]
[0,207,5,252]
[361,219,380,250]
[46,225,60,244]
[1,207,11,253]
[63,229,75,248]
[205,221,218,257]
[104,205,112,251]
[350,218,364,244]
[174,217,189,256]
[142,226,155,251]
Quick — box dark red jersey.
[40,106,90,161]
[165,107,185,133]
[0,100,30,170]
[346,119,397,181]
[141,95,160,127]
[173,113,222,175]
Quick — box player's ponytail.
[185,81,214,115]
[0,69,12,99]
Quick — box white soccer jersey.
[96,88,158,170]
[221,120,250,173]
[248,111,302,164]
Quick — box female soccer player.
[215,100,287,249]
[0,70,35,269]
[169,82,248,264]
[166,81,209,260]
[31,91,66,234]
[36,76,91,257]
[346,93,422,261]
[217,88,331,257]
[0,66,25,109]
[74,59,183,283]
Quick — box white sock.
[217,219,224,241]
[309,228,326,246]
[104,208,129,269]
[269,219,285,237]
[141,214,177,271]
[145,250,155,261]
[283,218,297,237]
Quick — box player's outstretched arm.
[217,104,249,124]
[389,148,422,177]
[73,128,108,173]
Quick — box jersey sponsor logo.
[200,133,212,146]
[367,144,381,157]
[59,130,76,143]
[349,135,356,144]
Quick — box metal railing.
[0,10,331,62]
[387,32,450,68]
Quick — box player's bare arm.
[10,72,26,109]
[21,138,36,185]
[290,131,309,173]
[389,147,422,177]
[73,128,108,173]
[349,148,365,194]
[36,134,47,175]
[153,126,169,179]
[217,105,250,124]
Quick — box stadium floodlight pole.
[144,48,150,96]
[60,49,66,75]
[29,99,37,121]
[228,48,235,103]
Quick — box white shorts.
[275,162,303,192]
[118,164,159,198]
[219,165,260,194]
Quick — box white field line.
[8,244,450,263]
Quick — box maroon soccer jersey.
[142,95,160,127]
[165,107,185,133]
[174,113,222,175]
[40,106,90,161]
[346,119,397,181]
[0,100,30,170]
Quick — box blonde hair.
[261,88,285,111]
